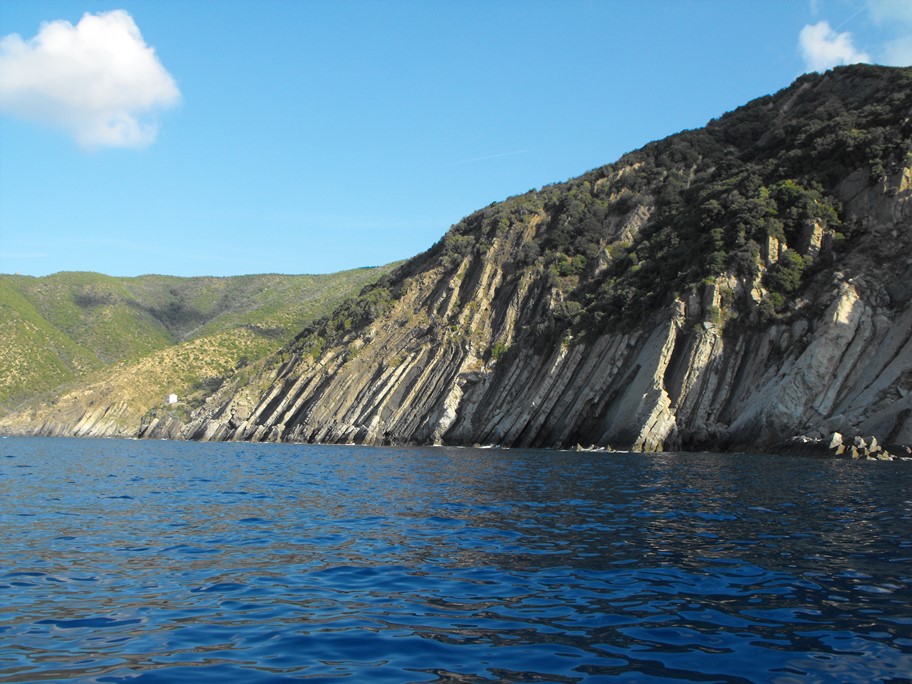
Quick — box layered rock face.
[181,163,911,453]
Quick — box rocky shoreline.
[777,433,912,460]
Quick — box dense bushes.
[287,66,912,360]
[765,250,806,308]
[520,67,911,332]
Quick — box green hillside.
[0,283,104,407]
[0,266,396,414]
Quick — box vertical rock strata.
[183,160,911,452]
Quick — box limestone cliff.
[4,65,912,454]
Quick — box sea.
[1,436,911,683]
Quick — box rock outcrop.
[778,432,909,460]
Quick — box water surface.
[1,437,911,682]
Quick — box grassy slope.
[0,283,104,407]
[23,327,285,434]
[0,266,396,415]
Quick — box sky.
[0,0,910,278]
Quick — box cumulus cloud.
[799,20,871,71]
[0,10,180,148]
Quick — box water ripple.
[1,438,911,682]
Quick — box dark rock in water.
[775,436,835,458]
[776,433,901,460]
[885,443,912,458]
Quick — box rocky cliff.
[183,169,911,454]
[5,65,912,455]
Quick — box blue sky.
[1,0,910,278]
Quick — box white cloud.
[0,10,180,148]
[799,20,871,71]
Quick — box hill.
[0,267,395,421]
[4,65,911,456]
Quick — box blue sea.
[1,437,911,683]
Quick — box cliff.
[4,65,911,455]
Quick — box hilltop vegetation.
[436,64,910,333]
[0,267,395,414]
